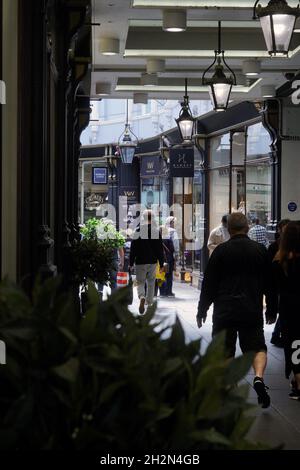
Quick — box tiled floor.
[128,281,300,450]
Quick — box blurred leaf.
[225,352,254,386]
[52,358,79,383]
[80,306,98,343]
[191,429,232,447]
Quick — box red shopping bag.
[117,272,129,288]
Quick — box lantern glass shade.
[119,143,136,164]
[209,82,232,111]
[176,109,195,141]
[260,13,296,55]
[119,129,137,164]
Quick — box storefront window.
[247,122,271,160]
[246,163,272,226]
[231,168,246,213]
[246,123,272,226]
[78,162,108,223]
[232,132,245,166]
[172,177,193,270]
[210,133,230,168]
[209,168,230,232]
[231,132,246,212]
[141,176,168,222]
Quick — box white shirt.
[207,225,230,255]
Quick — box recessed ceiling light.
[147,58,165,74]
[261,84,276,98]
[163,9,187,32]
[96,82,112,96]
[99,37,120,56]
[141,73,158,86]
[242,59,261,76]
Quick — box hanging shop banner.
[141,155,161,177]
[169,148,194,178]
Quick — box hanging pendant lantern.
[202,22,236,112]
[175,78,196,142]
[253,0,300,57]
[118,100,139,165]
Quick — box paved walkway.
[128,282,300,450]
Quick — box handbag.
[156,263,166,287]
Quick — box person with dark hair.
[268,221,300,400]
[197,212,276,408]
[268,219,290,347]
[207,214,230,255]
[130,210,164,314]
[159,225,175,298]
[248,218,269,247]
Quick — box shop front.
[140,154,170,222]
[207,121,273,237]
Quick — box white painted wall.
[1,0,18,280]
[281,140,300,220]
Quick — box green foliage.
[0,278,268,451]
[80,218,99,240]
[72,218,125,285]
[80,218,125,250]
[69,238,114,286]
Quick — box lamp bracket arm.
[253,0,260,20]
[202,53,217,83]
[222,52,237,85]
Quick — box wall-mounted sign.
[170,148,194,178]
[92,167,108,185]
[288,201,298,212]
[141,155,161,177]
[120,186,139,205]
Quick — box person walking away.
[165,216,180,261]
[268,219,290,347]
[197,213,275,408]
[159,226,175,297]
[130,210,164,314]
[248,218,269,248]
[207,215,230,255]
[267,222,300,400]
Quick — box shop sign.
[170,148,194,178]
[92,167,108,185]
[288,201,298,213]
[141,156,161,177]
[120,186,139,204]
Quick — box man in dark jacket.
[197,213,276,408]
[130,210,164,314]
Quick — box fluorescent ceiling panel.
[129,20,260,28]
[124,49,271,58]
[116,79,262,94]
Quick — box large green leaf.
[52,358,79,383]
[225,352,254,386]
[80,306,98,343]
[190,428,232,447]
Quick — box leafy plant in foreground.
[0,278,269,451]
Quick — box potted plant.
[0,278,272,451]
[70,218,125,309]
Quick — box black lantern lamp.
[202,21,236,112]
[253,0,300,57]
[118,100,138,164]
[175,78,196,142]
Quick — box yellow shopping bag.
[156,263,166,287]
